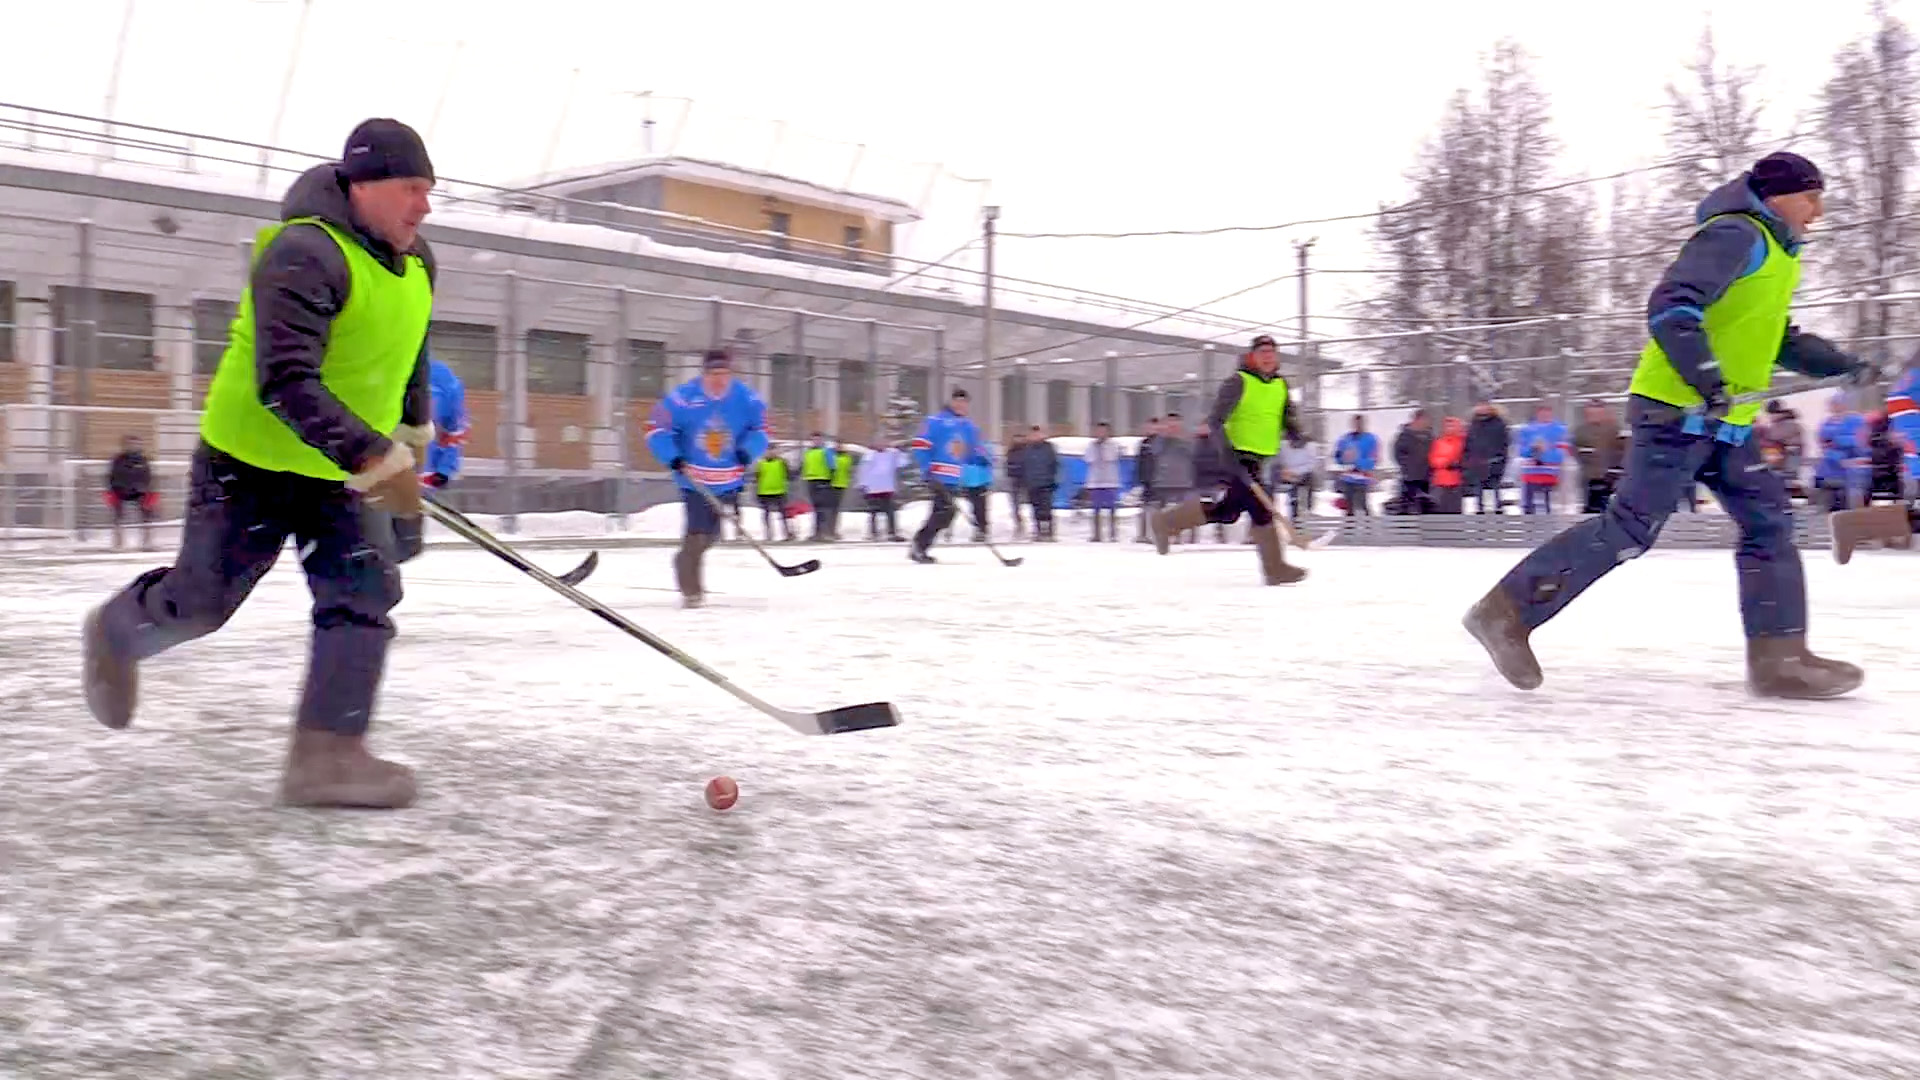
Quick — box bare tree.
[1363,39,1591,415]
[1662,27,1769,201]
[1815,0,1920,366]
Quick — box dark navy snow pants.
[1496,396,1805,640]
[96,442,403,736]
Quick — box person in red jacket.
[1429,417,1466,513]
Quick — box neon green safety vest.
[1223,370,1290,457]
[831,450,853,488]
[757,455,790,496]
[802,446,832,481]
[200,217,433,479]
[1629,213,1799,427]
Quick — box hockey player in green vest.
[81,119,438,808]
[1149,334,1307,585]
[1464,151,1874,699]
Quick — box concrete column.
[1073,380,1094,434]
[158,301,193,412]
[817,357,840,436]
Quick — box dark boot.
[1830,504,1915,565]
[1746,635,1864,699]
[679,534,714,608]
[1250,524,1306,585]
[278,726,417,809]
[673,537,702,607]
[82,605,138,730]
[1462,586,1544,690]
[1150,498,1210,555]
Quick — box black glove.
[1234,452,1266,484]
[668,456,687,473]
[735,448,753,466]
[1699,387,1731,422]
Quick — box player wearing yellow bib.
[1149,335,1308,585]
[1464,152,1874,700]
[83,119,439,808]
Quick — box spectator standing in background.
[1083,421,1123,541]
[1150,413,1198,543]
[1391,410,1434,514]
[1428,417,1466,514]
[800,433,837,541]
[105,434,157,551]
[1005,430,1031,539]
[1574,399,1626,514]
[1013,426,1060,541]
[755,448,794,542]
[1816,394,1867,511]
[1333,415,1379,517]
[1515,405,1569,515]
[1276,433,1318,521]
[1464,401,1510,514]
[1134,417,1161,543]
[857,440,906,541]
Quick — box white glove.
[393,423,435,454]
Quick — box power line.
[993,149,1765,241]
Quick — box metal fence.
[1310,290,1920,442]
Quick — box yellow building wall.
[659,178,895,259]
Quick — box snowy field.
[3,539,1919,1079]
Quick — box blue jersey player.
[908,386,989,564]
[645,348,769,606]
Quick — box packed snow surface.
[2,540,1918,1079]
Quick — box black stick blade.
[813,701,900,734]
[557,550,600,586]
[778,558,823,577]
[998,555,1024,567]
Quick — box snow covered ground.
[3,541,1918,1079]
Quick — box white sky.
[0,0,1898,343]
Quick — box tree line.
[1359,1,1918,413]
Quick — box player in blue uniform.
[645,348,769,606]
[908,387,989,564]
[393,353,468,563]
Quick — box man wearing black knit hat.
[82,118,440,809]
[1464,150,1877,700]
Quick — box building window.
[843,225,863,265]
[1000,372,1028,426]
[0,280,13,363]
[767,211,791,253]
[897,366,930,412]
[525,329,589,396]
[839,359,870,417]
[192,298,237,374]
[1046,379,1072,425]
[51,286,155,370]
[627,338,667,399]
[427,321,498,391]
[770,353,808,413]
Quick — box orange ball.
[704,776,739,811]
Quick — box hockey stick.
[942,486,1023,567]
[425,498,599,585]
[1685,373,1858,414]
[1243,475,1334,550]
[688,479,820,577]
[421,495,897,736]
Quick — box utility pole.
[1293,237,1317,348]
[1294,237,1318,434]
[982,205,1001,441]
